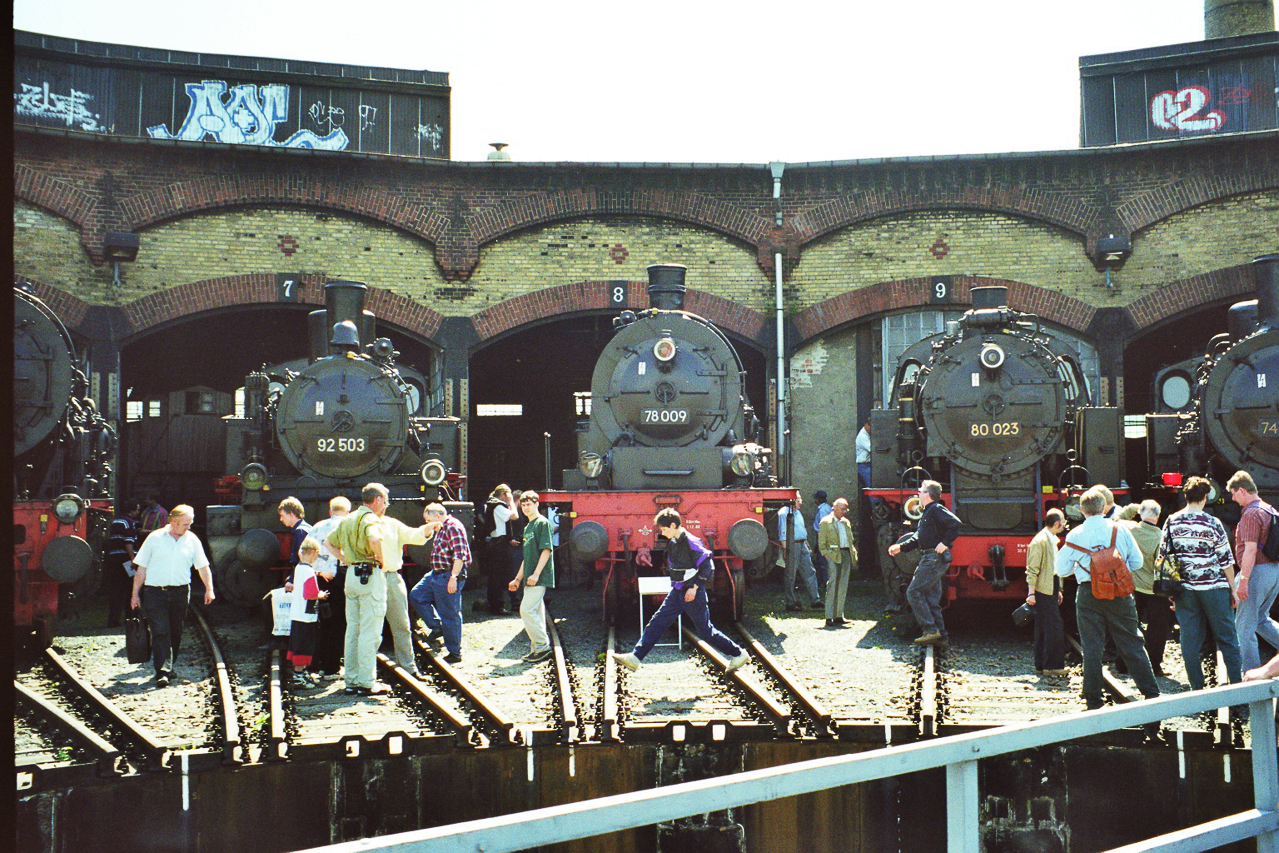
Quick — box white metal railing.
[297,680,1279,853]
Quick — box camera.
[354,563,375,585]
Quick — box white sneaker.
[615,652,641,672]
[726,651,750,673]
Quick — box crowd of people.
[113,466,1278,706]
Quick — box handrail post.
[1253,696,1279,853]
[947,758,980,853]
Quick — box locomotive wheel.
[215,554,256,609]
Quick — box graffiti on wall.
[148,80,349,149]
[1149,85,1228,133]
[14,82,105,131]
[417,122,444,152]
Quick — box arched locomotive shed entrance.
[118,301,443,517]
[466,313,771,498]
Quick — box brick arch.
[471,189,773,254]
[1124,264,1257,330]
[790,190,1102,247]
[793,277,1099,343]
[470,281,769,346]
[1117,173,1279,235]
[14,164,105,262]
[117,275,445,342]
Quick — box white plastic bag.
[270,587,293,636]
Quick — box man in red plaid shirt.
[409,502,473,664]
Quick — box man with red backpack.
[1055,486,1161,711]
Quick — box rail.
[296,679,1279,853]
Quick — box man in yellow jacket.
[818,498,858,627]
[1025,508,1067,677]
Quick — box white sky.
[13,0,1210,164]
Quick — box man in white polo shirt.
[130,505,214,688]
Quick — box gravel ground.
[31,572,1254,744]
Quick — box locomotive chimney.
[1254,253,1279,330]
[308,281,374,361]
[970,286,1008,311]
[647,264,688,311]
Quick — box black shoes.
[443,653,463,664]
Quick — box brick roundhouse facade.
[13,118,1279,506]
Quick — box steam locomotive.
[207,281,465,608]
[867,285,1124,605]
[1149,254,1279,504]
[14,285,115,647]
[546,264,796,624]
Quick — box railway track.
[19,583,1244,785]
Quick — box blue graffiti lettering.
[148,80,349,150]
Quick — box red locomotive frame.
[544,487,798,623]
[866,484,1126,604]
[14,498,112,647]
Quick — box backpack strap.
[1109,527,1118,548]
[1065,541,1091,554]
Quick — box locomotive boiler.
[1150,254,1279,503]
[208,280,465,607]
[14,285,115,647]
[547,264,796,624]
[867,285,1123,605]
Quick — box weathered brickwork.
[1123,189,1279,293]
[126,207,447,304]
[14,203,110,299]
[787,327,862,507]
[464,216,770,314]
[789,209,1098,306]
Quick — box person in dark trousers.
[484,485,517,614]
[130,505,215,688]
[105,499,142,627]
[614,508,750,674]
[888,480,961,648]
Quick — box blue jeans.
[409,571,466,656]
[1076,583,1159,708]
[1235,560,1279,672]
[906,550,951,635]
[634,585,740,660]
[141,584,189,678]
[784,542,821,608]
[1176,586,1242,691]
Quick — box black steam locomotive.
[14,285,115,646]
[867,285,1123,604]
[549,264,795,624]
[208,281,464,607]
[1149,254,1279,502]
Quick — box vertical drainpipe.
[769,162,787,465]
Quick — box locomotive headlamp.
[52,493,85,525]
[652,337,677,364]
[578,452,604,480]
[241,462,270,491]
[729,446,755,478]
[979,343,1006,370]
[420,458,448,487]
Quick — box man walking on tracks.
[326,484,390,696]
[410,502,473,664]
[615,508,750,674]
[130,505,215,688]
[888,480,960,648]
[1055,487,1160,711]
[509,491,555,663]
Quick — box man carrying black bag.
[130,505,215,688]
